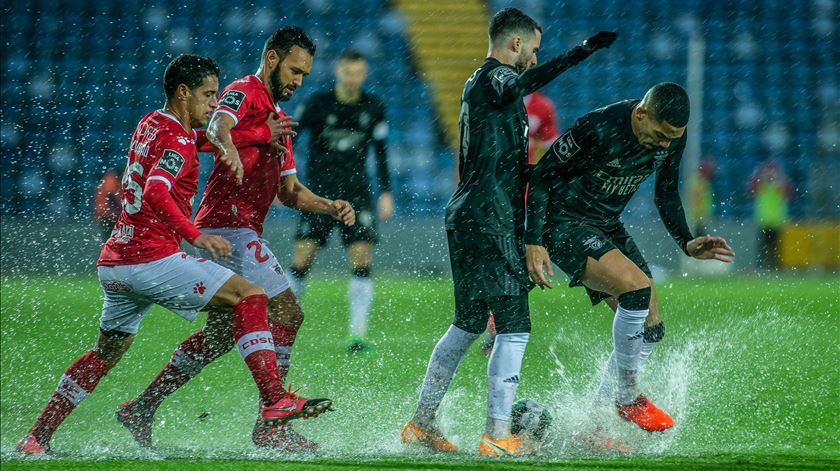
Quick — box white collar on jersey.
[157,109,188,132]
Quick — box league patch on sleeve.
[490,66,517,95]
[219,90,246,112]
[551,130,581,163]
[155,149,185,178]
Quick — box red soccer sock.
[29,350,111,444]
[233,294,284,405]
[269,322,298,384]
[135,331,213,412]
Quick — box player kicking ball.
[16,55,329,456]
[116,27,351,453]
[525,83,734,435]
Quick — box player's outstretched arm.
[195,114,295,153]
[686,235,735,263]
[277,173,356,226]
[492,31,618,105]
[207,113,244,184]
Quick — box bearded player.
[116,28,353,453]
[17,54,329,455]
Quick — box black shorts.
[447,230,534,303]
[545,220,651,305]
[295,206,378,247]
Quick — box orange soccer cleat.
[400,420,458,453]
[617,394,675,432]
[478,433,532,457]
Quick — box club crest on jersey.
[156,149,185,178]
[552,131,580,163]
[177,136,190,145]
[219,90,246,112]
[582,235,605,251]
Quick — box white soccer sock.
[613,304,648,404]
[596,351,618,401]
[287,275,306,300]
[486,332,529,438]
[638,341,656,372]
[348,275,373,338]
[413,325,479,427]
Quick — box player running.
[400,7,617,457]
[17,55,329,456]
[116,27,353,453]
[525,83,734,433]
[287,49,393,354]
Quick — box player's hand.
[686,235,734,263]
[331,199,355,226]
[581,31,619,52]
[526,244,554,289]
[377,192,394,220]
[193,234,232,260]
[265,114,296,155]
[219,145,244,185]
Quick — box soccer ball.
[511,399,553,441]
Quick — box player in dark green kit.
[400,7,617,457]
[288,50,392,353]
[525,83,735,434]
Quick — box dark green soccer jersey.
[525,99,694,253]
[445,46,596,237]
[294,90,389,204]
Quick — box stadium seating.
[1,1,835,220]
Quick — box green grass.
[1,274,839,470]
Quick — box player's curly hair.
[646,82,691,127]
[163,54,220,99]
[489,8,541,44]
[263,26,316,60]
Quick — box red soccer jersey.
[98,110,200,266]
[525,92,560,164]
[194,75,296,236]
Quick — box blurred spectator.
[92,169,122,241]
[689,156,716,236]
[748,158,792,270]
[524,91,560,165]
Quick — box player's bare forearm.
[207,114,244,183]
[277,174,328,213]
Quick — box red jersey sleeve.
[216,81,255,126]
[280,135,296,176]
[147,134,193,190]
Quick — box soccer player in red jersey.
[524,91,561,165]
[117,27,353,453]
[16,55,331,456]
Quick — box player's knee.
[351,266,371,278]
[96,329,135,367]
[643,321,665,344]
[453,304,488,334]
[617,286,652,311]
[236,283,265,303]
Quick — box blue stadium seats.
[0,1,832,220]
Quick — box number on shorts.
[121,162,145,214]
[247,240,270,263]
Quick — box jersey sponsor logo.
[113,224,135,244]
[130,138,151,158]
[582,235,605,251]
[552,130,580,162]
[219,90,246,112]
[155,149,185,178]
[600,174,648,196]
[607,158,621,167]
[101,280,132,293]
